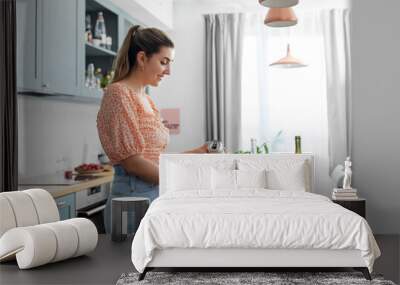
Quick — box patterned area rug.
[116,271,396,285]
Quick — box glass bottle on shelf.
[95,68,103,89]
[94,12,107,48]
[85,14,93,43]
[85,63,96,89]
[106,36,112,50]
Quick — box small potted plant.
[235,130,283,154]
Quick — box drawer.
[55,193,76,220]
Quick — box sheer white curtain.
[319,10,352,174]
[205,14,246,152]
[240,11,341,194]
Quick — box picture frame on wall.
[161,108,180,135]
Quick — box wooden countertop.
[19,171,114,198]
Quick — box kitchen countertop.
[19,171,114,198]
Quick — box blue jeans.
[104,165,159,234]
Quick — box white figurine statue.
[343,157,352,189]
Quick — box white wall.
[351,0,400,234]
[18,96,103,179]
[148,2,210,153]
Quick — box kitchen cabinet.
[41,0,81,96]
[118,16,134,48]
[16,0,42,93]
[55,193,76,220]
[16,0,144,100]
[17,0,81,96]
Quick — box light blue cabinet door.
[76,0,85,96]
[118,16,140,48]
[41,0,80,96]
[16,0,42,92]
[55,193,76,220]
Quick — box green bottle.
[295,136,302,154]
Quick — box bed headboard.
[159,153,315,195]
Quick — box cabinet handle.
[42,83,49,88]
[57,201,67,208]
[35,0,38,79]
[77,204,106,217]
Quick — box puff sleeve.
[97,84,145,164]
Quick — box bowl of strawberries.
[74,163,104,174]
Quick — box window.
[240,15,330,191]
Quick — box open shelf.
[86,42,117,57]
[84,0,119,99]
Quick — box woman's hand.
[196,143,209,153]
[183,144,209,154]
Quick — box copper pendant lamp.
[264,7,298,27]
[270,44,307,68]
[259,0,298,8]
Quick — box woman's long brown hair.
[112,25,174,83]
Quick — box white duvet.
[131,190,380,273]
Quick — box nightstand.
[332,198,366,218]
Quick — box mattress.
[131,189,380,273]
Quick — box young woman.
[97,26,208,233]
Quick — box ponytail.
[112,25,174,83]
[112,25,140,83]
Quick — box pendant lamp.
[259,0,298,8]
[270,44,307,68]
[264,8,297,27]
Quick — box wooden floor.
[0,234,398,285]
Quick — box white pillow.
[211,168,237,190]
[167,163,212,191]
[237,169,267,188]
[266,161,308,191]
[237,159,310,191]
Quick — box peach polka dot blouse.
[97,82,170,165]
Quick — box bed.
[131,154,380,280]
